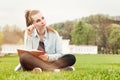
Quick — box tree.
[108,24,120,54]
[71,20,96,45]
[51,21,75,39]
[2,25,24,44]
[61,21,74,39]
[82,14,114,53]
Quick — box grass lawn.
[0,54,120,80]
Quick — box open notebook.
[17,49,45,57]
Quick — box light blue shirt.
[14,28,63,71]
[24,28,63,61]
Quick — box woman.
[14,10,76,72]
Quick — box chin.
[43,25,46,28]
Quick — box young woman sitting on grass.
[14,9,76,72]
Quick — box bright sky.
[0,0,120,30]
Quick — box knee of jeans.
[64,54,76,65]
[71,55,76,64]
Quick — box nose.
[41,19,46,25]
[41,20,44,24]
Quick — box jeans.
[20,53,76,71]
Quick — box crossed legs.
[20,53,76,71]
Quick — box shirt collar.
[34,28,48,39]
[44,28,48,39]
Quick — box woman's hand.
[39,54,48,61]
[27,24,35,36]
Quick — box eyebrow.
[35,17,44,22]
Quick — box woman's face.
[32,12,46,30]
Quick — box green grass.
[1,54,120,80]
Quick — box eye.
[36,19,41,23]
[41,17,44,20]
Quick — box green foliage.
[108,24,120,54]
[51,21,74,39]
[82,14,110,24]
[71,20,96,45]
[1,54,120,80]
[81,14,120,54]
[50,14,120,54]
[108,24,120,43]
[50,14,120,53]
[82,14,110,47]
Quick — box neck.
[37,28,45,36]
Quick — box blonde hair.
[25,10,39,27]
[25,10,56,33]
[47,26,56,33]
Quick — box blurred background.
[0,0,120,55]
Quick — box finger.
[27,25,34,31]
[31,24,36,30]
